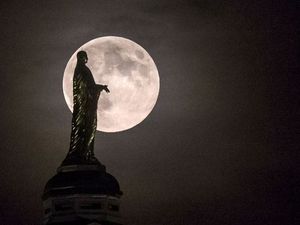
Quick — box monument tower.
[42,51,122,225]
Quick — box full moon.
[63,36,160,132]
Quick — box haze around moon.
[63,36,160,132]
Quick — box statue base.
[61,154,105,169]
[57,163,106,173]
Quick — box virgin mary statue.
[63,51,109,165]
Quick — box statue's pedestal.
[42,163,122,225]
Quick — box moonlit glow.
[63,36,160,132]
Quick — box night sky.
[0,1,298,225]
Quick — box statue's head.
[77,51,88,64]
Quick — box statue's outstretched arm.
[96,84,110,93]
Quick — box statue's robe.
[67,62,104,162]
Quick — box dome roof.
[43,169,122,200]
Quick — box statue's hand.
[97,84,110,93]
[103,85,110,93]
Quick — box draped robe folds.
[67,63,104,162]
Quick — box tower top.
[43,166,122,201]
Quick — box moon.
[63,36,160,132]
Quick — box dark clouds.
[0,0,298,225]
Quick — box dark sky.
[0,1,298,225]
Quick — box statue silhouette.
[63,51,109,165]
